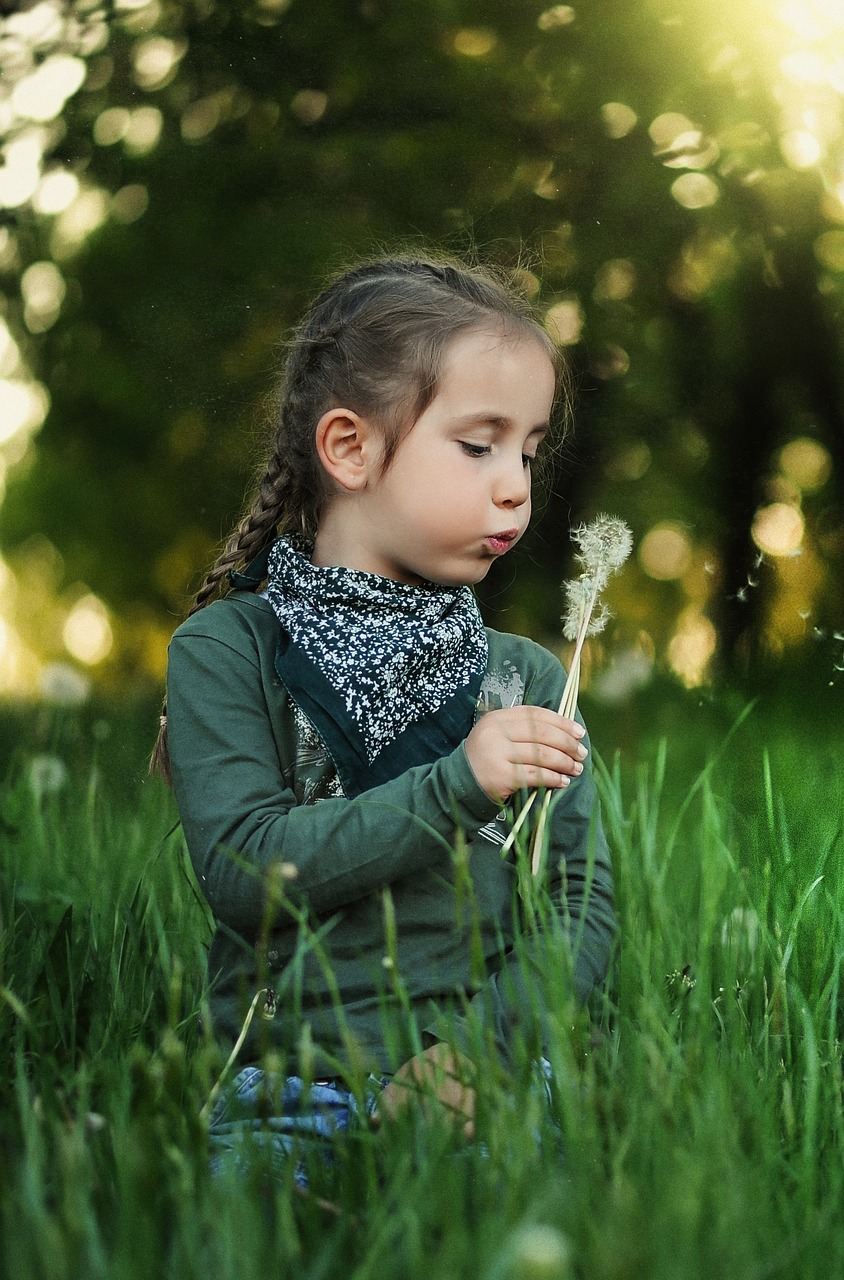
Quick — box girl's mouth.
[485,530,518,554]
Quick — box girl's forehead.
[437,326,557,390]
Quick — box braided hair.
[151,256,565,780]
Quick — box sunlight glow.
[780,128,823,167]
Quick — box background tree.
[0,0,842,695]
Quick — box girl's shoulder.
[170,592,279,650]
[484,626,563,675]
[483,627,566,706]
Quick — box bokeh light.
[452,29,497,57]
[290,91,328,125]
[751,503,805,556]
[33,168,79,214]
[21,259,66,332]
[538,7,576,31]
[62,594,114,666]
[544,299,584,344]
[123,107,164,156]
[779,437,833,492]
[780,129,823,168]
[0,379,49,444]
[601,102,637,138]
[132,36,185,90]
[11,54,85,122]
[594,259,636,303]
[639,523,694,580]
[668,608,717,687]
[671,173,720,209]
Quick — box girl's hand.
[373,1043,476,1140]
[465,705,587,804]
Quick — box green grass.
[1,688,843,1280]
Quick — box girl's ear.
[315,408,379,492]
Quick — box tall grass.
[1,696,843,1280]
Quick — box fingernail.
[576,744,588,760]
[573,761,584,775]
[560,776,571,786]
[572,723,586,739]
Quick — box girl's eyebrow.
[455,414,549,437]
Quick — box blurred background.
[0,0,842,776]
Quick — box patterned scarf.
[264,537,488,797]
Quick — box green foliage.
[1,702,843,1278]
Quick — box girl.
[154,256,615,1174]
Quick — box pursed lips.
[485,529,519,553]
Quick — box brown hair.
[151,255,567,780]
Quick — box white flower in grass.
[40,661,90,707]
[29,754,68,796]
[508,1223,573,1279]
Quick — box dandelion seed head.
[587,603,613,637]
[572,513,633,577]
[562,576,593,640]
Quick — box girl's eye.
[459,442,491,458]
[522,454,535,468]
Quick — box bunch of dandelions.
[558,515,633,722]
[502,514,633,875]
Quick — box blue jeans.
[208,1059,554,1185]
[208,1069,387,1186]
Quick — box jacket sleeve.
[166,630,501,935]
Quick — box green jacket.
[167,592,616,1075]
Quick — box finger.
[506,706,586,736]
[506,717,589,757]
[506,765,572,791]
[510,743,585,777]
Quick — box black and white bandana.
[264,537,488,797]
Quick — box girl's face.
[316,326,556,587]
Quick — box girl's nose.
[495,453,530,508]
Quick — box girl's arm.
[167,629,503,935]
